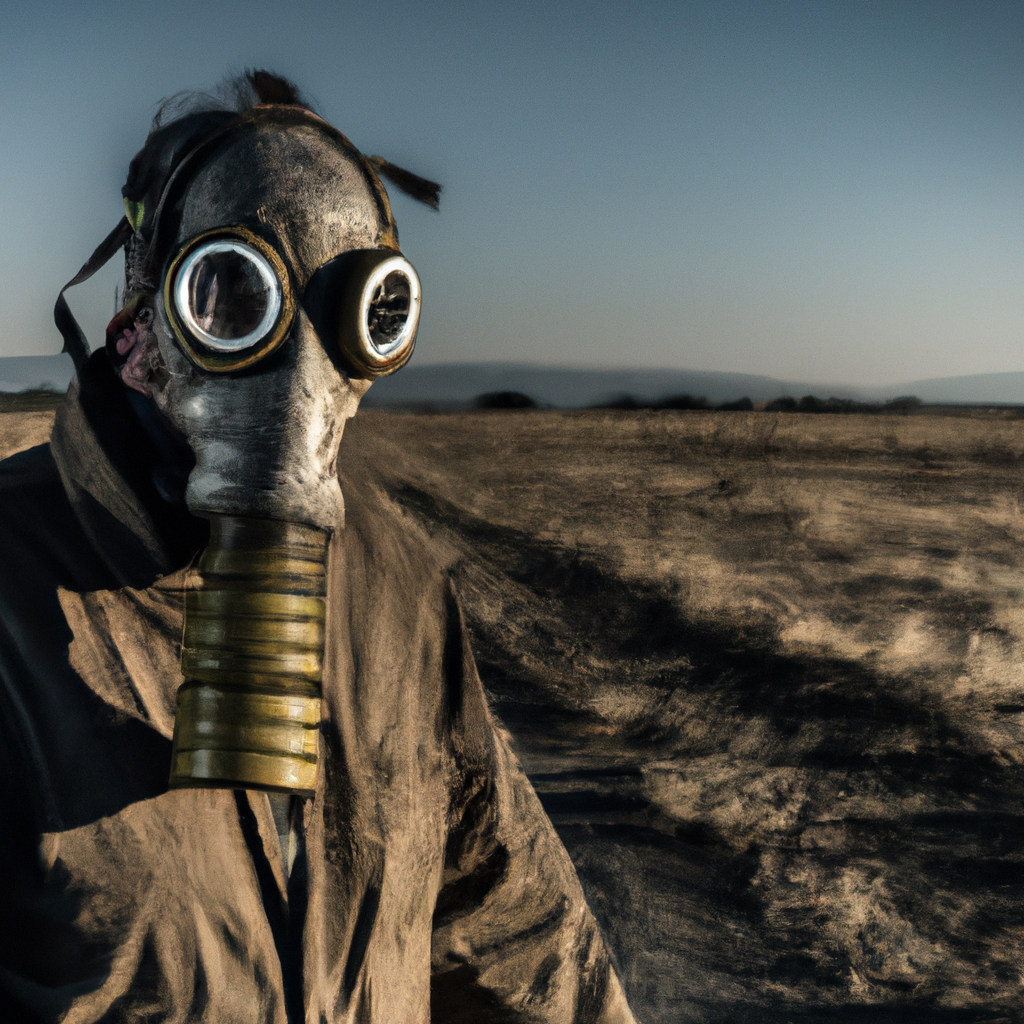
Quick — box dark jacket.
[0,366,635,1024]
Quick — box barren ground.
[5,406,1024,1023]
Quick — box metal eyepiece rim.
[163,226,296,373]
[174,240,282,353]
[348,253,420,376]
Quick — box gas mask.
[55,96,437,797]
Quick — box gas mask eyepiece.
[164,227,295,372]
[302,248,421,379]
[176,241,280,350]
[165,228,420,378]
[340,250,421,377]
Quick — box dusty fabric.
[0,369,636,1024]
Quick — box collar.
[50,352,206,586]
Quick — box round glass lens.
[175,241,282,352]
[367,271,412,355]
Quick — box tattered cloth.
[0,359,634,1023]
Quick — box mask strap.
[54,217,134,378]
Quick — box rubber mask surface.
[137,114,406,794]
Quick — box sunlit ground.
[5,405,1024,1022]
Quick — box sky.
[0,0,1022,387]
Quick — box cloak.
[0,358,635,1024]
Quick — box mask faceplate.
[57,98,437,796]
[164,226,420,377]
[164,227,294,372]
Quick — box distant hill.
[2,354,1023,408]
[0,354,74,394]
[871,371,1024,406]
[365,362,1024,408]
[363,363,830,408]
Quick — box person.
[0,71,637,1024]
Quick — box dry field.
[5,406,1024,1023]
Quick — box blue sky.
[1,0,1022,385]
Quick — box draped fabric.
[0,365,635,1024]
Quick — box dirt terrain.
[5,405,1024,1023]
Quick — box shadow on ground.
[348,410,1024,1024]
[6,406,1023,1022]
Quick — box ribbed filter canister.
[169,515,329,795]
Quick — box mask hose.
[169,516,328,796]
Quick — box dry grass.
[5,406,1024,1022]
[361,409,1024,712]
[0,409,59,460]
[348,409,1024,1023]
[0,390,65,414]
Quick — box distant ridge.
[0,354,74,394]
[1,355,1023,408]
[871,372,1024,406]
[366,363,1024,408]
[363,363,829,408]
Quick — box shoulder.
[0,443,77,549]
[331,418,470,694]
[0,440,123,593]
[0,442,61,492]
